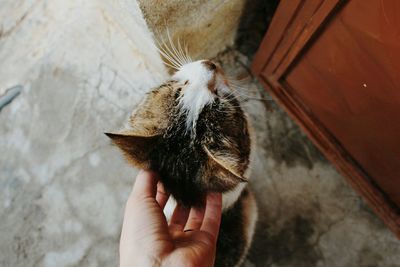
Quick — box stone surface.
[138,0,246,60]
[0,1,167,266]
[1,1,400,267]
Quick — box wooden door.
[252,0,400,237]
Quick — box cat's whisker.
[223,88,245,99]
[184,41,192,63]
[227,86,262,99]
[159,35,183,69]
[155,43,180,67]
[180,38,192,64]
[230,92,265,102]
[226,76,253,90]
[158,51,181,69]
[162,60,180,70]
[226,74,251,81]
[230,88,258,99]
[221,89,271,103]
[158,47,182,69]
[221,91,236,99]
[166,29,185,66]
[228,81,265,100]
[228,84,265,99]
[227,80,252,90]
[171,34,189,66]
[177,37,191,64]
[154,37,182,69]
[160,53,180,68]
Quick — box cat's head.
[106,59,251,205]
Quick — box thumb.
[131,170,159,199]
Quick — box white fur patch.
[172,61,215,133]
[238,192,258,267]
[245,196,258,246]
[222,183,246,211]
[163,197,177,222]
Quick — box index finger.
[200,193,222,240]
[131,170,159,199]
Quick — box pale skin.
[119,170,222,267]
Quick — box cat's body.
[108,59,258,267]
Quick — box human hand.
[119,170,222,267]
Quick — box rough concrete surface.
[1,0,400,267]
[138,0,247,60]
[0,1,167,266]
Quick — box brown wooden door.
[252,0,400,237]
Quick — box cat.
[106,41,258,267]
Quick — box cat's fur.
[107,59,258,267]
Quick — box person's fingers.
[200,193,222,240]
[156,182,170,209]
[122,171,170,250]
[131,170,158,199]
[169,203,190,232]
[184,205,205,231]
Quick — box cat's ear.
[105,132,160,168]
[203,145,248,185]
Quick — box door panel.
[252,0,400,237]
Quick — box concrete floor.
[2,50,400,267]
[2,45,400,267]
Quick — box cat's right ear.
[105,132,160,168]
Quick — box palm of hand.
[119,171,222,267]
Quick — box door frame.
[252,0,400,237]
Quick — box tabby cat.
[107,40,258,267]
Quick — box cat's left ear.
[105,132,160,169]
[203,145,249,184]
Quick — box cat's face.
[107,60,251,205]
